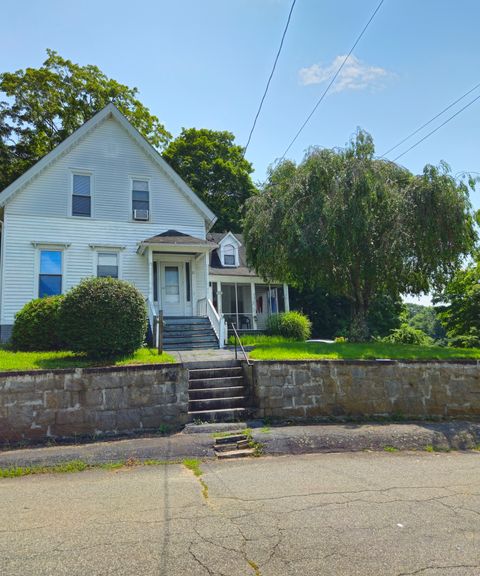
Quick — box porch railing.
[197,297,227,349]
[147,298,163,353]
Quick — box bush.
[381,323,433,346]
[59,278,148,358]
[448,334,480,348]
[11,296,64,351]
[266,311,312,341]
[334,336,348,343]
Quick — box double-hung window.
[39,250,62,297]
[223,244,236,266]
[97,253,119,278]
[132,179,149,220]
[72,174,91,217]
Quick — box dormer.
[218,232,241,267]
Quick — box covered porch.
[209,278,290,331]
[138,230,217,317]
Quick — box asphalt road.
[0,452,479,575]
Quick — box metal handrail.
[230,322,253,366]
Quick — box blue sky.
[3,0,480,216]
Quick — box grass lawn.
[228,334,294,346]
[248,341,480,361]
[0,347,175,372]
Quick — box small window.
[132,179,149,219]
[97,253,118,278]
[39,250,62,297]
[72,174,91,217]
[223,244,236,266]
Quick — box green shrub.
[334,336,348,343]
[448,334,480,348]
[11,296,64,351]
[266,311,312,341]
[59,278,148,358]
[381,323,433,346]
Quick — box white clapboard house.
[0,104,289,350]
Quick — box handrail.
[230,322,253,366]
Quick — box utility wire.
[392,91,480,162]
[280,0,385,160]
[381,80,480,157]
[244,0,297,154]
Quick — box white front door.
[160,263,185,316]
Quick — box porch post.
[283,283,290,312]
[250,281,257,329]
[147,247,153,303]
[204,252,209,302]
[216,281,222,315]
[191,257,197,314]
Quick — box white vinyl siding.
[0,213,206,325]
[6,117,204,230]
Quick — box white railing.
[198,297,226,349]
[147,298,160,349]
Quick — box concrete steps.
[162,316,218,351]
[213,432,255,459]
[188,361,248,422]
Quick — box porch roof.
[137,229,218,254]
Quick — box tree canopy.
[244,129,477,340]
[0,50,171,190]
[435,259,480,347]
[163,128,256,232]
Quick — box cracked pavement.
[0,452,479,575]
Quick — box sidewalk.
[1,420,479,469]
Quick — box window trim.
[34,245,66,298]
[70,170,94,218]
[130,176,151,222]
[222,243,237,267]
[96,251,120,279]
[91,247,123,279]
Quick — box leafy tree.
[290,287,402,339]
[435,260,480,347]
[404,304,446,342]
[244,129,477,340]
[0,50,171,190]
[163,128,256,232]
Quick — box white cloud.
[298,54,389,93]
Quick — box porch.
[138,230,226,349]
[209,279,290,332]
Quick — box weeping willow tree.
[244,130,477,340]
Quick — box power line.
[392,92,480,162]
[244,0,297,154]
[280,0,385,160]
[381,80,480,157]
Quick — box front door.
[160,263,185,316]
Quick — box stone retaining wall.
[0,364,189,444]
[245,360,480,420]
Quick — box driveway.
[0,452,479,575]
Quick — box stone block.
[84,389,103,407]
[116,409,141,431]
[56,408,85,425]
[128,386,153,407]
[103,388,126,410]
[44,390,72,410]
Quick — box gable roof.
[0,103,217,228]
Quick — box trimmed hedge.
[11,296,64,351]
[58,278,148,358]
[266,311,312,341]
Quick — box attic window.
[223,244,236,266]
